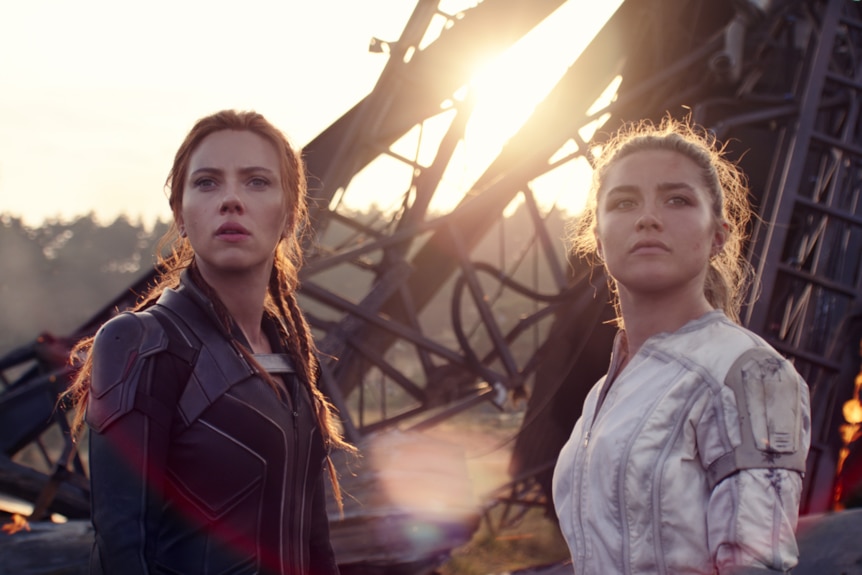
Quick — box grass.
[438,506,570,575]
[414,408,570,574]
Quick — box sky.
[0,0,621,228]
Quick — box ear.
[595,236,604,260]
[176,215,186,238]
[711,221,729,257]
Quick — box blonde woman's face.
[595,149,726,301]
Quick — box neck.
[617,287,714,357]
[196,265,271,353]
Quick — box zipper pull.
[584,430,591,447]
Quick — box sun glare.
[428,0,624,216]
[328,0,624,220]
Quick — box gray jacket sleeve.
[705,348,812,574]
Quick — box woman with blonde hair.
[553,117,811,574]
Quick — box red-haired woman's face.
[177,129,287,280]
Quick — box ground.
[421,409,570,575]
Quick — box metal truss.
[740,0,862,512]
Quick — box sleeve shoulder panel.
[86,311,169,432]
[706,346,808,490]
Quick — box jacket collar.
[172,269,286,355]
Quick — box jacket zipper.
[574,334,630,570]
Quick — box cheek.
[690,239,709,256]
[179,192,193,218]
[179,205,196,228]
[177,203,206,240]
[692,215,720,243]
[594,217,619,251]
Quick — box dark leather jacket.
[86,272,338,575]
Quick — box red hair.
[65,110,354,507]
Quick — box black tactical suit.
[86,272,338,575]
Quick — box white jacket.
[552,311,811,575]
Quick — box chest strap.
[254,353,295,374]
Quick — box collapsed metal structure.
[2,0,862,567]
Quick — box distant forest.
[0,214,171,355]
[0,207,570,357]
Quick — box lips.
[630,239,669,253]
[215,222,250,237]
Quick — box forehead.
[602,149,704,192]
[188,130,280,173]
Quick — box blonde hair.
[570,116,753,324]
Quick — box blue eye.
[667,196,691,206]
[612,198,635,209]
[194,177,217,191]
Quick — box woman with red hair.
[66,110,354,575]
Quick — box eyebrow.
[604,185,637,196]
[657,182,695,192]
[604,182,695,195]
[189,166,278,178]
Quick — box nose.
[219,183,244,214]
[635,209,662,231]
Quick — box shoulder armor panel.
[155,288,255,425]
[706,347,807,489]
[86,311,168,432]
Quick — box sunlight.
[321,1,624,221]
[337,110,458,217]
[428,0,624,216]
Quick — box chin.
[617,275,684,294]
[198,257,266,275]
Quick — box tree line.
[0,206,570,357]
[0,213,170,355]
